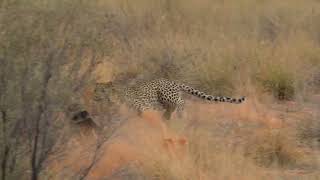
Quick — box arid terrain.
[43,82,320,180]
[1,0,320,180]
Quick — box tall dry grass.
[3,0,320,98]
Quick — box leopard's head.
[93,82,116,102]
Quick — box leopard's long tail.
[180,84,245,104]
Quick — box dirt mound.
[46,110,188,179]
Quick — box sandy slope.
[45,94,320,179]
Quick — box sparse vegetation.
[297,117,320,148]
[258,66,295,100]
[244,129,304,167]
[1,0,320,179]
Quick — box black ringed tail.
[179,84,246,104]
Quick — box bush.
[297,117,320,148]
[258,67,295,100]
[244,129,303,168]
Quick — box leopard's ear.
[106,81,113,87]
[95,81,113,88]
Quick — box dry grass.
[297,115,320,148]
[244,129,304,168]
[2,0,320,97]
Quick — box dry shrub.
[258,66,295,100]
[137,131,262,180]
[244,128,304,168]
[140,156,195,179]
[297,117,320,148]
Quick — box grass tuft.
[258,66,295,100]
[244,129,304,168]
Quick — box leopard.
[91,78,246,120]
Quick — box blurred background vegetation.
[1,0,320,179]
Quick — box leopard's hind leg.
[163,105,176,120]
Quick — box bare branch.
[1,110,9,180]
